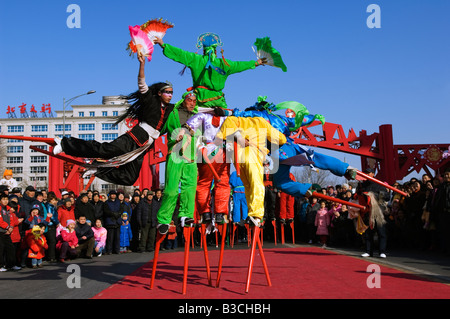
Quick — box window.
[30,156,47,163]
[102,133,118,141]
[55,124,71,132]
[7,139,23,143]
[55,134,71,138]
[31,125,48,132]
[79,123,95,131]
[30,176,47,182]
[7,167,23,174]
[102,123,118,131]
[30,166,47,174]
[78,134,95,140]
[6,157,23,164]
[112,111,118,116]
[7,125,24,133]
[89,111,95,117]
[102,111,108,117]
[7,146,23,153]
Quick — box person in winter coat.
[74,193,96,224]
[90,193,104,223]
[0,193,22,271]
[102,190,124,254]
[44,194,60,263]
[92,219,107,257]
[26,224,48,268]
[56,219,78,262]
[120,213,133,253]
[136,192,156,252]
[75,215,95,258]
[57,198,75,230]
[315,200,331,248]
[23,205,51,230]
[306,197,320,244]
[18,186,39,220]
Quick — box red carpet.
[93,246,450,299]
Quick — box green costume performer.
[155,32,266,108]
[156,92,199,234]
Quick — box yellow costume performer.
[216,117,286,223]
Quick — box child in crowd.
[120,213,132,253]
[26,224,48,268]
[56,219,78,262]
[0,169,18,192]
[315,200,330,248]
[92,219,107,257]
[0,193,22,271]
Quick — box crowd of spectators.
[1,169,449,272]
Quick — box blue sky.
[1,0,449,181]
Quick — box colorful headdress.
[196,32,223,49]
[174,92,198,113]
[196,33,227,75]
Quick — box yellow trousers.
[237,146,265,220]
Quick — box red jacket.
[26,231,48,259]
[58,205,75,228]
[56,229,78,250]
[0,205,20,242]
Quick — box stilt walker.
[52,19,175,186]
[216,116,287,292]
[180,111,231,287]
[150,92,199,294]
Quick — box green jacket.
[161,105,199,162]
[163,43,257,108]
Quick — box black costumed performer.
[53,53,175,185]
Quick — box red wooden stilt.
[290,221,295,244]
[234,141,240,177]
[231,223,237,248]
[200,224,212,287]
[260,221,264,246]
[182,226,192,295]
[272,220,277,246]
[150,232,167,289]
[215,223,227,288]
[281,222,285,245]
[215,229,218,248]
[245,224,251,247]
[245,225,271,293]
[245,226,259,293]
[256,229,271,288]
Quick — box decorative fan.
[127,18,174,59]
[253,37,287,72]
[128,25,154,61]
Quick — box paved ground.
[1,242,449,299]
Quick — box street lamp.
[63,90,96,136]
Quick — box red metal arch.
[37,120,450,194]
